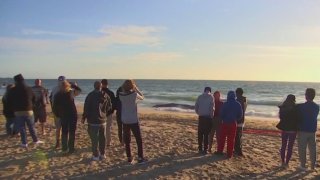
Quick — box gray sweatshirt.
[195,93,215,118]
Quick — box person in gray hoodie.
[82,81,112,161]
[195,87,215,154]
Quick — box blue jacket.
[298,101,319,132]
[221,91,243,123]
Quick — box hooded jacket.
[221,91,243,123]
[277,104,299,131]
[83,90,112,124]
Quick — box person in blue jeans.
[7,74,43,147]
[276,94,299,168]
[82,81,112,161]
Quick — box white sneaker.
[92,156,100,161]
[20,144,28,148]
[298,165,307,171]
[100,154,106,160]
[34,140,44,144]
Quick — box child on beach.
[208,91,223,153]
[215,91,242,158]
[195,87,214,154]
[276,94,299,167]
[119,80,147,164]
[2,84,16,136]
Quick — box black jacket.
[276,105,299,131]
[83,90,112,124]
[7,83,35,112]
[53,91,77,119]
[2,94,14,118]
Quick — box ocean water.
[1,79,320,119]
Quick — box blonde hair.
[59,80,71,92]
[122,79,136,93]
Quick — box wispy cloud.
[74,25,166,51]
[132,52,183,62]
[22,29,81,37]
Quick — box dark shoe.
[128,157,133,165]
[137,157,148,165]
[214,151,224,156]
[55,141,60,149]
[68,149,75,154]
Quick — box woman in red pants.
[215,91,243,158]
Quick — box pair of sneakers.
[20,140,44,148]
[128,157,148,165]
[92,154,107,161]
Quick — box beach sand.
[0,105,319,179]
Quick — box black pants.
[61,117,77,152]
[234,126,243,154]
[123,123,143,159]
[116,112,123,143]
[198,116,213,152]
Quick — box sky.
[0,0,320,82]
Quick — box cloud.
[0,25,167,53]
[132,52,183,62]
[74,25,166,52]
[22,29,80,37]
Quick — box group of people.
[2,74,319,169]
[195,87,247,158]
[195,86,319,171]
[2,74,147,164]
[277,88,319,170]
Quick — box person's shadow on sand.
[69,152,226,179]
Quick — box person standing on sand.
[297,88,319,170]
[7,74,43,148]
[234,88,247,156]
[2,84,16,136]
[208,91,223,153]
[50,76,67,148]
[119,80,147,164]
[276,94,299,167]
[115,86,123,145]
[195,87,214,154]
[31,79,49,135]
[52,81,79,154]
[215,91,242,158]
[101,79,116,147]
[82,81,112,161]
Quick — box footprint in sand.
[0,165,20,178]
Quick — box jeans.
[5,117,15,135]
[106,115,112,146]
[234,126,243,154]
[298,131,317,168]
[123,123,143,159]
[217,122,237,158]
[280,131,297,164]
[88,124,106,157]
[116,112,123,143]
[198,116,213,152]
[61,117,77,152]
[14,115,38,145]
[208,117,221,152]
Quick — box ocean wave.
[248,100,281,106]
[147,95,197,102]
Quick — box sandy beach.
[0,105,319,179]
